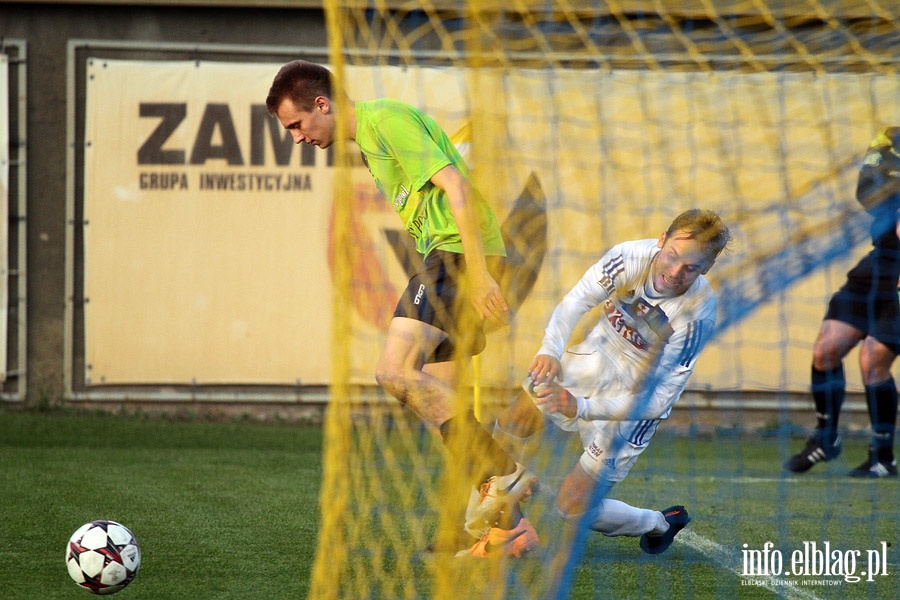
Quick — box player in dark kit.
[784,127,900,478]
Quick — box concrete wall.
[1,4,328,404]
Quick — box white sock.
[586,499,668,537]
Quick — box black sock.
[865,378,897,462]
[440,410,517,486]
[811,365,845,443]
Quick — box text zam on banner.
[136,102,335,191]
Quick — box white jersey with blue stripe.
[537,238,717,422]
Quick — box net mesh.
[311,3,900,599]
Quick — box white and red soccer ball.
[65,520,141,595]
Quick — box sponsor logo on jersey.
[632,300,651,317]
[603,295,675,351]
[392,185,410,211]
[604,300,650,350]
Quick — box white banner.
[85,60,334,384]
[83,59,469,385]
[83,58,900,391]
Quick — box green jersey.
[354,99,506,258]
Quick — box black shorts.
[825,252,900,353]
[393,250,501,363]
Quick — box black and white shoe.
[640,505,690,555]
[848,450,898,478]
[783,433,842,473]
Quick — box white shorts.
[577,418,658,482]
[523,344,659,482]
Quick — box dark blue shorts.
[825,252,900,354]
[393,250,500,363]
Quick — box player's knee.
[812,344,843,371]
[555,504,586,524]
[859,362,895,385]
[374,364,405,400]
[555,495,585,520]
[859,340,896,382]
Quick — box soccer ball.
[65,520,141,595]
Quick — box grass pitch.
[0,408,321,600]
[2,407,899,599]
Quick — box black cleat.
[783,434,842,473]
[640,505,690,555]
[848,450,898,478]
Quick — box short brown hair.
[265,60,334,115]
[666,209,732,259]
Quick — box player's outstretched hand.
[529,354,561,385]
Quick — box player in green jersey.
[267,61,538,550]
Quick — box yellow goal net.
[311,2,900,599]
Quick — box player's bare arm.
[429,165,510,328]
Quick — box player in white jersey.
[462,209,731,556]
